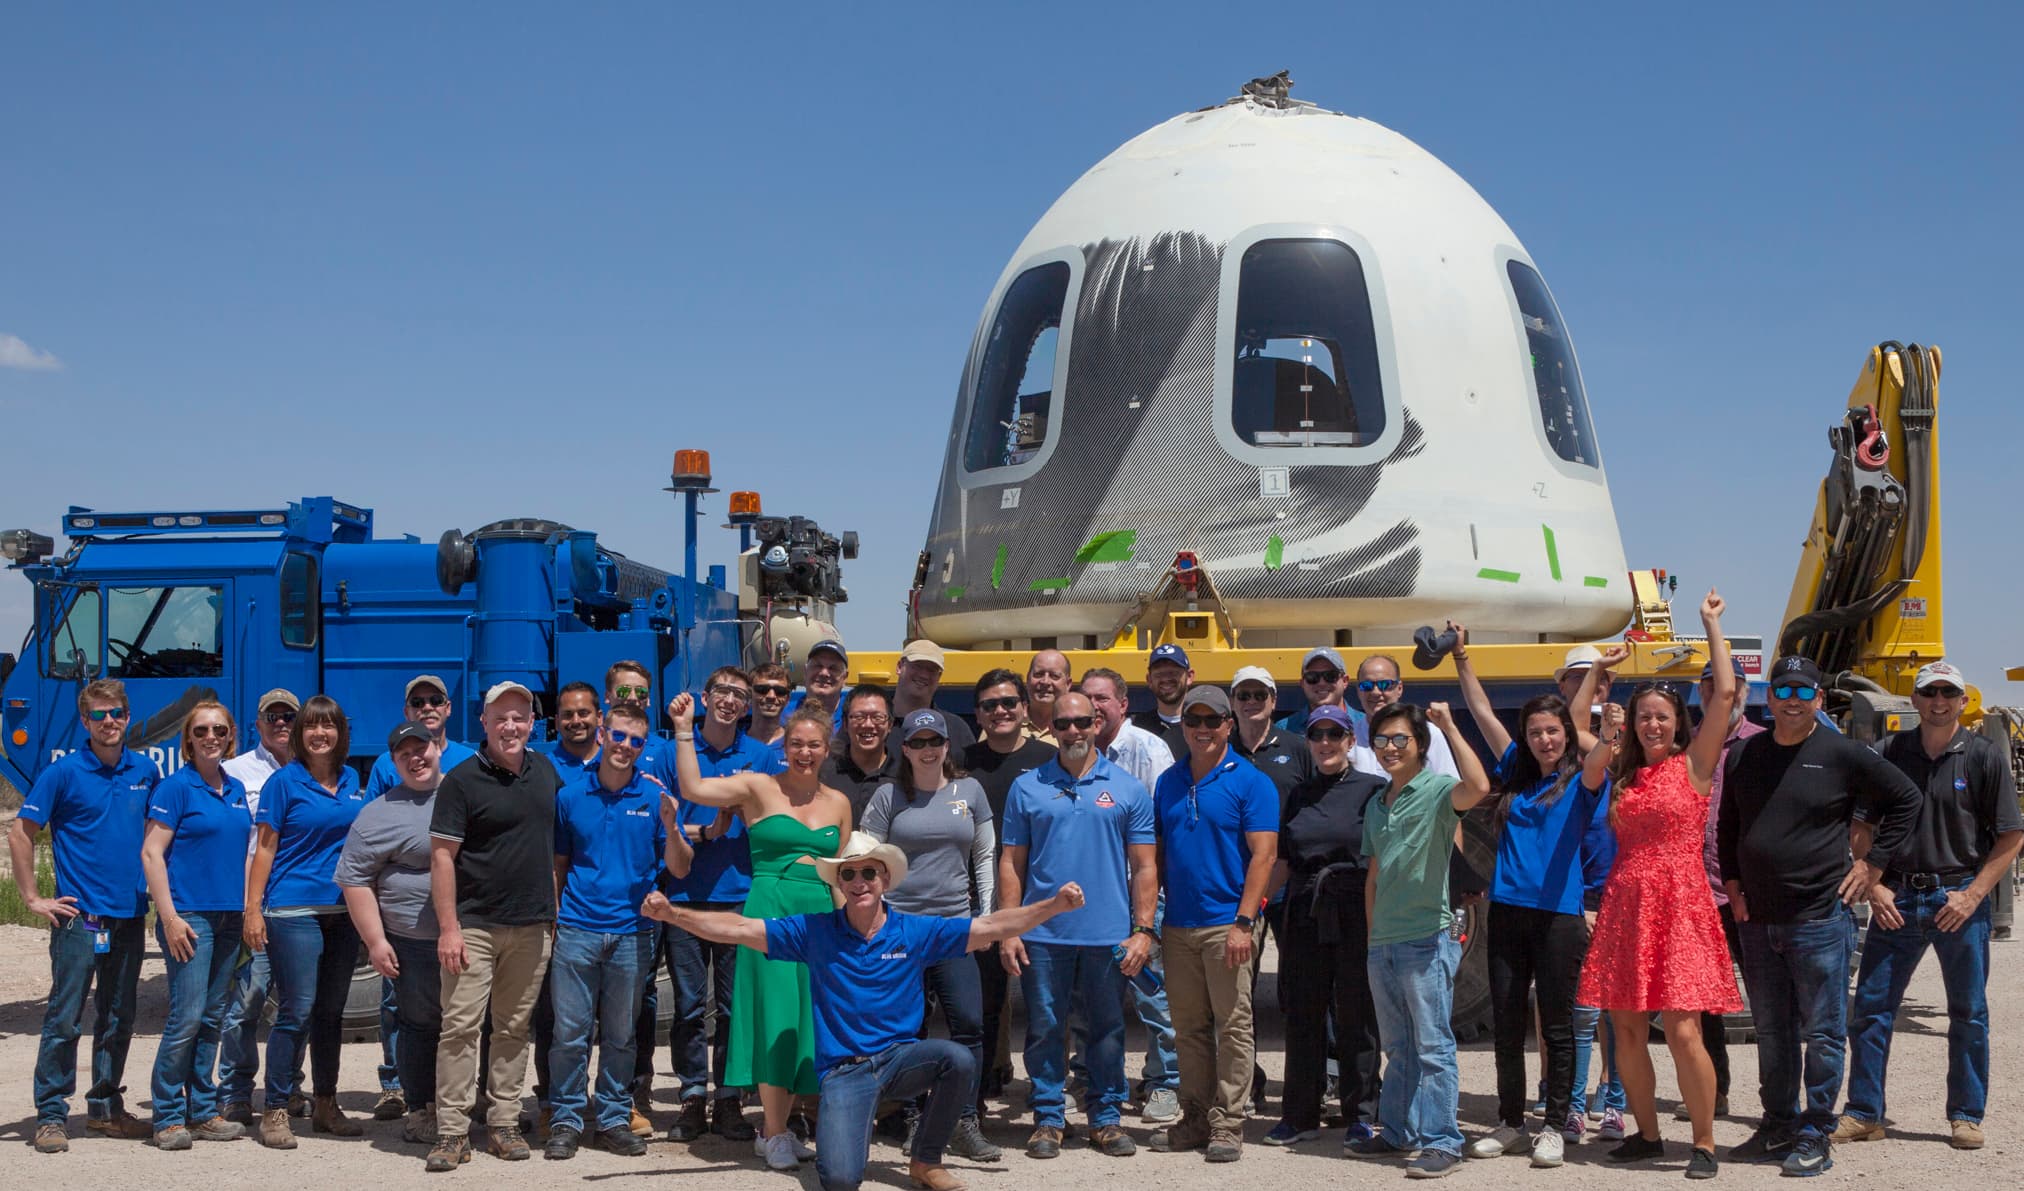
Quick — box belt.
[1897,869,1974,891]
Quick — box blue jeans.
[1022,942,1127,1127]
[816,1040,972,1190]
[1571,1004,1625,1114]
[216,948,276,1106]
[547,925,654,1133]
[389,933,443,1109]
[664,904,742,1101]
[150,912,244,1127]
[1738,908,1857,1135]
[34,912,145,1125]
[1368,932,1464,1156]
[1069,892,1177,1093]
[263,912,362,1100]
[1844,881,1993,1124]
[920,955,984,1122]
[378,976,401,1093]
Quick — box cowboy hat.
[813,830,909,891]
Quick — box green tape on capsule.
[1074,530,1137,564]
[1477,568,1521,583]
[1029,577,1071,591]
[990,544,1007,591]
[1264,535,1284,570]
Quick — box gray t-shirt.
[862,776,996,919]
[335,785,440,939]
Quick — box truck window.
[280,552,319,648]
[47,588,103,678]
[105,585,225,678]
[1231,239,1386,448]
[1507,260,1599,468]
[962,260,1073,474]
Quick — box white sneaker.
[1530,1128,1565,1168]
[762,1131,799,1171]
[1465,1125,1525,1158]
[789,1132,815,1162]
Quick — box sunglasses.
[612,683,650,701]
[1917,685,1963,699]
[1771,685,1818,701]
[752,683,792,699]
[836,866,884,884]
[1182,713,1227,729]
[903,735,947,750]
[1233,689,1273,703]
[1370,732,1415,749]
[84,707,131,722]
[607,728,649,748]
[1052,715,1095,731]
[407,694,448,709]
[1357,679,1399,693]
[1302,670,1342,685]
[1306,726,1348,742]
[189,724,233,740]
[978,696,1024,713]
[263,709,298,725]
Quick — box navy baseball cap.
[387,723,434,752]
[808,638,848,665]
[901,709,948,741]
[1149,643,1191,670]
[1768,655,1824,691]
[1698,656,1747,681]
[1306,705,1354,732]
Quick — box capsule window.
[963,261,1072,474]
[1231,239,1385,448]
[1507,260,1599,468]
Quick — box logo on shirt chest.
[1955,777,1970,792]
[950,799,970,817]
[1095,790,1116,808]
[879,949,909,960]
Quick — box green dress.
[726,815,841,1094]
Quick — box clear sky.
[4,3,2020,699]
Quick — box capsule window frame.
[1495,247,1607,482]
[953,247,1084,491]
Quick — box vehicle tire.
[1450,808,1497,1040]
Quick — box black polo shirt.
[1130,709,1189,760]
[1868,727,2022,879]
[1233,723,1312,817]
[962,736,1057,825]
[821,747,902,827]
[430,746,563,929]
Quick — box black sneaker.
[1348,1133,1409,1158]
[1686,1146,1720,1180]
[543,1125,581,1160]
[1780,1133,1833,1178]
[597,1125,648,1156]
[667,1098,708,1142]
[1405,1149,1461,1179]
[1730,1125,1797,1164]
[711,1096,756,1142]
[1606,1134,1666,1163]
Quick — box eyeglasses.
[189,724,233,740]
[1233,689,1273,703]
[836,866,884,884]
[903,735,947,750]
[607,728,649,748]
[1917,685,1963,699]
[1370,732,1415,749]
[1357,679,1399,693]
[708,685,752,704]
[612,683,650,701]
[1771,685,1818,701]
[1302,670,1341,685]
[407,694,447,709]
[1306,726,1347,742]
[846,711,890,726]
[978,696,1024,713]
[263,709,297,725]
[1182,713,1227,729]
[84,707,130,722]
[752,683,792,699]
[1052,715,1095,731]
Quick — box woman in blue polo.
[244,694,371,1148]
[141,700,256,1150]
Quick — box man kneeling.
[644,831,1084,1190]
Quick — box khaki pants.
[436,924,552,1135]
[1162,922,1260,1132]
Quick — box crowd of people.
[10,605,2018,1187]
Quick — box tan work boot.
[35,1122,70,1153]
[426,1133,473,1171]
[1830,1115,1885,1143]
[486,1125,532,1161]
[259,1107,298,1149]
[909,1159,968,1190]
[312,1093,364,1136]
[1150,1114,1211,1152]
[191,1116,246,1142]
[87,1109,152,1139]
[1951,1119,1984,1150]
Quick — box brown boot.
[909,1159,968,1191]
[260,1107,298,1149]
[312,1093,364,1136]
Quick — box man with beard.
[1130,644,1193,758]
[1278,647,1364,739]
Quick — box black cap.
[1767,655,1824,692]
[387,723,434,752]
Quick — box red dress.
[1577,753,1742,1013]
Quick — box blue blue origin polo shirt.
[147,766,255,912]
[766,908,973,1076]
[653,731,775,903]
[19,747,158,919]
[256,761,369,908]
[1000,756,1154,946]
[554,767,669,933]
[1487,742,1609,916]
[1153,752,1281,928]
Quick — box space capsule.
[915,76,1629,651]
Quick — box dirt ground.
[0,922,2013,1189]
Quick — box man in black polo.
[1836,661,2023,1151]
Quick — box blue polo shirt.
[256,761,370,908]
[147,766,255,912]
[546,740,602,782]
[554,767,669,933]
[766,907,972,1076]
[652,730,774,904]
[19,747,158,919]
[364,738,476,799]
[1001,756,1153,947]
[1487,742,1609,917]
[1153,751,1282,928]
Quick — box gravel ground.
[0,921,2014,1188]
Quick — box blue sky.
[4,3,2021,699]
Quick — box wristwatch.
[1233,913,1256,929]
[1131,924,1158,940]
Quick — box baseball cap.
[1914,661,1968,692]
[256,688,301,713]
[387,723,434,752]
[1698,656,1748,681]
[1301,647,1346,674]
[1555,645,1603,682]
[1306,705,1354,732]
[807,638,849,665]
[1180,685,1232,716]
[901,709,949,741]
[1149,643,1191,670]
[405,674,449,700]
[483,680,536,707]
[1767,656,1824,692]
[899,639,946,669]
[1231,664,1276,692]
